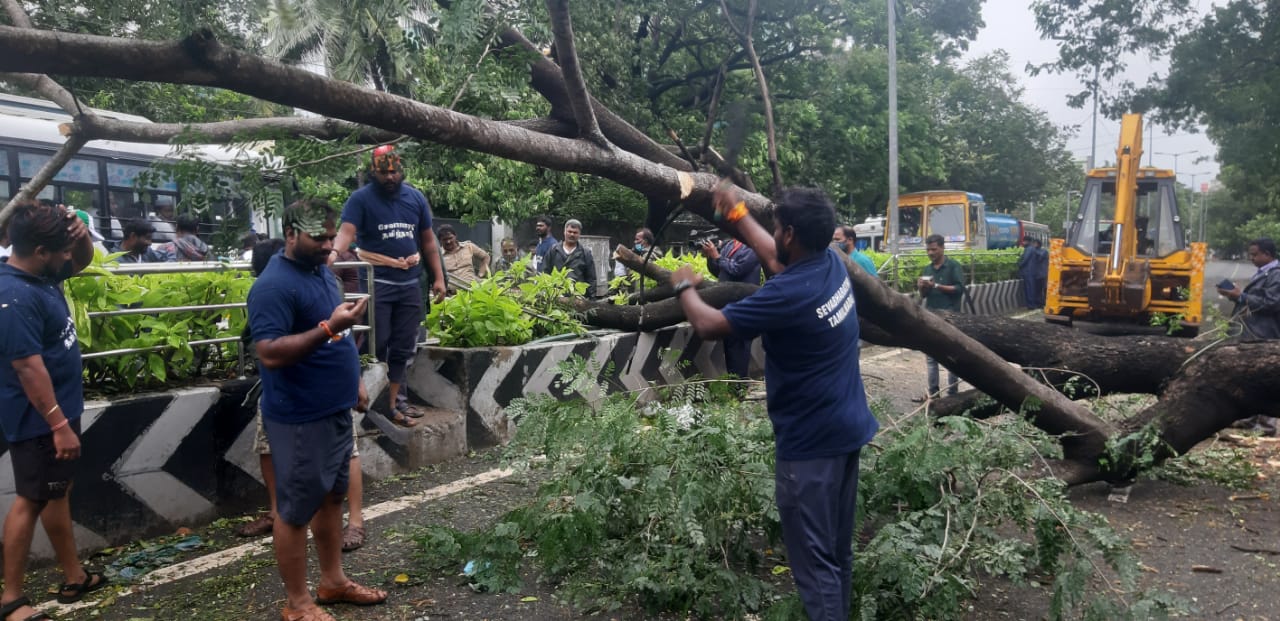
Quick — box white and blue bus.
[0,93,278,246]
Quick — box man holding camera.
[699,232,761,379]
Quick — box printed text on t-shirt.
[377,222,416,240]
[816,278,855,328]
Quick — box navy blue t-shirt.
[341,182,433,284]
[721,248,879,460]
[0,260,84,443]
[248,252,360,423]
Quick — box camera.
[686,229,719,250]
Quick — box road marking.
[40,467,514,616]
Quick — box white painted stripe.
[865,347,911,362]
[39,466,514,616]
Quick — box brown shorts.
[8,419,82,502]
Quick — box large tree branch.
[718,0,782,195]
[0,25,1113,478]
[545,0,607,147]
[491,25,691,172]
[78,114,401,144]
[0,0,89,226]
[0,25,758,211]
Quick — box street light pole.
[1185,171,1209,242]
[1089,63,1099,170]
[1156,149,1197,180]
[886,0,899,255]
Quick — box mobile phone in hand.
[1217,278,1235,290]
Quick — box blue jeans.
[926,355,957,396]
[775,451,861,621]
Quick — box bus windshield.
[928,203,966,240]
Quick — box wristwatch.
[672,279,694,296]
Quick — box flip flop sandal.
[56,569,108,604]
[0,596,51,621]
[389,411,418,428]
[341,524,366,552]
[396,403,426,418]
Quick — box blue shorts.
[264,412,353,527]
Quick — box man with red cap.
[334,145,446,428]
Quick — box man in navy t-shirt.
[0,201,106,620]
[673,186,878,621]
[249,199,387,619]
[334,145,446,427]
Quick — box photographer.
[699,233,761,379]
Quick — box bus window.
[59,187,102,222]
[0,149,8,203]
[899,207,922,238]
[928,203,966,241]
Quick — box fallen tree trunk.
[581,273,1274,485]
[0,19,1263,488]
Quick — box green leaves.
[424,258,588,347]
[418,383,1182,619]
[65,256,252,392]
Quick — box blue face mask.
[634,243,646,252]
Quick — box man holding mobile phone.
[1218,238,1280,435]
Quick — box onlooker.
[614,228,656,278]
[541,219,598,297]
[491,238,524,273]
[1032,239,1048,307]
[437,224,490,293]
[240,231,259,261]
[334,145,447,428]
[116,220,170,264]
[918,234,964,399]
[673,185,878,621]
[699,232,761,379]
[238,239,369,552]
[148,202,176,242]
[0,201,106,621]
[1018,238,1039,309]
[531,215,557,272]
[1218,238,1280,435]
[73,210,109,256]
[157,214,210,262]
[833,225,877,278]
[248,200,386,621]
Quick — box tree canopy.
[1,0,1078,228]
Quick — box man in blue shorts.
[249,200,386,621]
[673,186,879,620]
[334,145,446,427]
[0,201,105,621]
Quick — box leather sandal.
[281,605,337,621]
[56,568,108,604]
[389,411,418,428]
[341,523,366,552]
[315,581,388,606]
[0,597,51,621]
[396,403,426,418]
[236,513,275,537]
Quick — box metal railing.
[74,259,377,377]
[876,250,1020,294]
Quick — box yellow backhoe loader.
[1045,113,1206,336]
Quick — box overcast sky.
[963,1,1220,189]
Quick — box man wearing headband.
[333,145,446,428]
